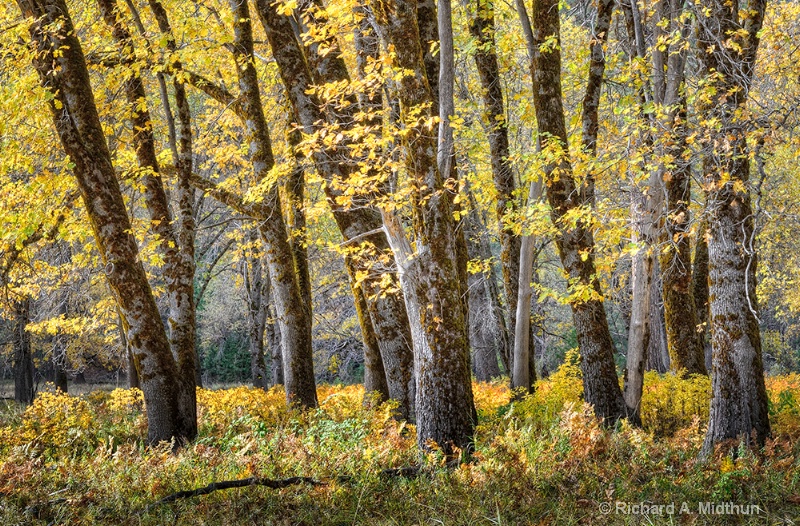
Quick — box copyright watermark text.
[599,501,763,516]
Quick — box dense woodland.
[1,0,800,523]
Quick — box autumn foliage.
[2,367,800,524]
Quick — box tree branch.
[146,467,420,509]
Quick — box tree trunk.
[354,269,391,404]
[374,0,476,455]
[525,0,627,423]
[18,0,185,444]
[229,0,317,408]
[118,307,140,389]
[624,188,651,423]
[244,231,270,390]
[255,1,415,420]
[698,0,770,455]
[652,0,706,376]
[267,302,284,387]
[285,125,312,310]
[146,0,199,439]
[469,0,521,363]
[100,0,197,440]
[693,223,712,371]
[646,268,670,373]
[13,298,35,405]
[512,177,543,395]
[464,193,506,382]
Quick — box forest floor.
[1,359,800,525]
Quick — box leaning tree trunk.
[13,298,35,405]
[525,0,627,423]
[698,0,770,456]
[18,0,185,444]
[255,0,415,420]
[100,0,197,440]
[229,0,317,408]
[374,0,476,456]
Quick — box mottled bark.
[374,0,476,455]
[527,0,627,423]
[698,0,770,455]
[579,0,614,203]
[469,0,520,362]
[693,223,712,370]
[13,298,35,405]
[147,0,198,439]
[255,0,415,420]
[429,0,471,328]
[661,156,706,375]
[416,0,439,110]
[229,0,317,408]
[18,0,184,444]
[653,0,706,376]
[100,0,197,439]
[286,126,312,309]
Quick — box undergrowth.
[1,364,799,525]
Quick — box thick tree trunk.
[698,0,770,455]
[255,1,415,420]
[18,0,185,444]
[525,0,627,423]
[13,298,35,405]
[100,0,197,440]
[229,0,317,408]
[470,0,520,363]
[374,0,476,455]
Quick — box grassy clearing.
[1,362,799,525]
